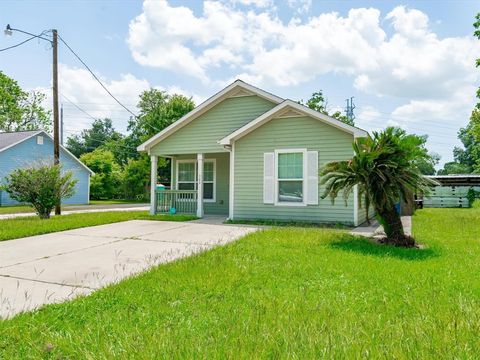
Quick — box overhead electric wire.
[0,35,39,52]
[57,34,138,119]
[57,35,161,133]
[60,93,99,121]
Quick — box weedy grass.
[88,199,148,205]
[0,200,148,215]
[225,218,350,229]
[0,208,480,358]
[0,211,196,242]
[0,205,35,215]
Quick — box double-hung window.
[203,161,215,201]
[277,151,304,204]
[176,160,215,202]
[177,162,196,190]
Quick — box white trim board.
[137,80,283,152]
[219,100,368,145]
[228,142,235,220]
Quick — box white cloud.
[354,6,479,101]
[286,0,312,14]
[127,2,479,95]
[36,64,202,136]
[126,1,479,165]
[232,0,273,8]
[357,105,381,123]
[55,64,150,134]
[391,86,476,124]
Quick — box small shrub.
[472,199,480,209]
[467,188,480,207]
[3,163,77,219]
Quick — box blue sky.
[1,0,479,166]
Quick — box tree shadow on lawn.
[330,234,439,261]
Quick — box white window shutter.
[263,152,275,204]
[306,151,319,205]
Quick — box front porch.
[150,152,231,218]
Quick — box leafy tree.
[122,155,150,200]
[0,71,51,132]
[100,137,139,167]
[66,118,123,158]
[301,90,354,126]
[445,15,480,174]
[405,134,441,175]
[475,13,480,103]
[437,161,472,175]
[3,163,76,219]
[416,152,441,175]
[80,149,122,199]
[127,89,195,145]
[452,109,480,173]
[321,127,436,247]
[123,89,194,198]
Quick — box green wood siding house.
[138,80,369,226]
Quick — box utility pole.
[345,97,356,124]
[60,103,64,145]
[4,25,62,214]
[52,29,61,215]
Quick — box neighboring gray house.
[0,130,93,206]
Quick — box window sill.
[273,202,307,207]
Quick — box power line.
[0,29,52,52]
[57,34,138,118]
[60,93,98,121]
[0,35,38,52]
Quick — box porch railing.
[156,190,198,214]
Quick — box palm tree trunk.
[364,193,371,225]
[377,206,414,247]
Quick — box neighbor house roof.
[0,130,42,152]
[137,79,284,152]
[219,99,368,145]
[426,175,480,186]
[0,130,94,175]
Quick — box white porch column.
[150,155,158,215]
[197,153,204,218]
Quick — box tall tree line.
[438,13,480,175]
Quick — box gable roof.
[0,130,42,152]
[0,130,94,175]
[219,100,368,145]
[137,79,283,152]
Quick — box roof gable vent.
[277,108,303,118]
[228,88,255,98]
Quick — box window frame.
[175,159,216,203]
[274,149,307,207]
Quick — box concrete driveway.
[0,220,258,318]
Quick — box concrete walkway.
[0,220,258,318]
[351,216,412,237]
[0,204,149,220]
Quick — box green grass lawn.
[0,200,148,215]
[0,211,196,242]
[1,208,480,358]
[89,199,148,205]
[0,205,35,214]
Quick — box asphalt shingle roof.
[0,131,41,152]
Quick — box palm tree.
[320,127,436,247]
